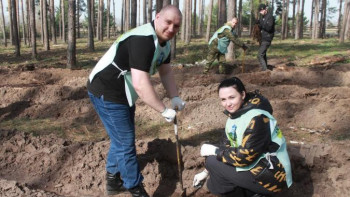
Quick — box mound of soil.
[1,60,350,196]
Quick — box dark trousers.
[205,156,273,197]
[258,41,271,71]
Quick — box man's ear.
[155,13,160,20]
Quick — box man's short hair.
[258,4,267,11]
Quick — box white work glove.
[200,144,219,157]
[161,108,176,122]
[193,169,209,187]
[171,96,186,111]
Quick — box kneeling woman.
[193,77,292,196]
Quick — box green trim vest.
[88,23,171,107]
[225,109,293,188]
[209,25,232,54]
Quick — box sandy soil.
[0,59,350,197]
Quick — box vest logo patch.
[157,52,165,66]
[229,124,237,142]
[274,126,283,138]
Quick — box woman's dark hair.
[218,77,246,94]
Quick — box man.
[87,5,185,197]
[204,17,248,74]
[257,4,275,71]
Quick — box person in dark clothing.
[257,4,275,71]
[193,77,292,197]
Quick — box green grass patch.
[269,38,350,66]
[135,120,172,139]
[174,38,209,64]
[0,117,109,142]
[1,36,349,68]
[0,118,65,137]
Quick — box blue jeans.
[88,91,143,189]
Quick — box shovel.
[241,49,246,73]
[174,116,186,197]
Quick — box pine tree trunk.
[113,0,116,35]
[87,0,94,51]
[339,0,348,42]
[96,0,99,38]
[0,0,7,46]
[50,0,56,44]
[26,0,31,46]
[61,0,66,42]
[147,0,152,22]
[16,0,20,41]
[299,0,305,38]
[29,0,36,58]
[77,0,80,38]
[312,0,319,39]
[125,0,130,31]
[338,0,343,37]
[67,0,76,69]
[11,0,20,56]
[292,0,296,38]
[295,0,300,39]
[238,0,242,36]
[206,0,213,41]
[137,0,140,25]
[8,0,13,44]
[249,0,253,35]
[121,0,124,32]
[40,0,44,43]
[342,0,350,40]
[143,0,146,24]
[283,0,289,39]
[59,0,61,39]
[131,0,136,28]
[197,0,203,37]
[282,1,285,39]
[284,0,289,39]
[95,0,101,38]
[218,0,227,28]
[193,0,196,36]
[163,0,171,6]
[91,0,95,37]
[98,0,103,41]
[181,0,186,41]
[185,0,191,44]
[345,6,350,39]
[156,0,162,14]
[226,0,236,62]
[320,0,326,38]
[310,0,314,37]
[107,0,110,38]
[43,0,49,50]
[171,0,179,59]
[20,0,26,45]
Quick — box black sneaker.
[128,183,149,197]
[267,65,275,71]
[106,172,126,195]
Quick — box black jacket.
[218,91,276,167]
[217,91,288,192]
[258,11,275,42]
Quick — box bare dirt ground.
[0,58,350,197]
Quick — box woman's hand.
[200,144,219,156]
[193,169,209,187]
